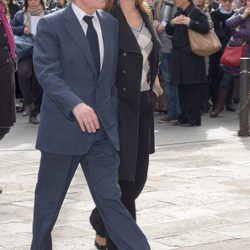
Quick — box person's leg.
[81,133,150,250]
[29,73,43,124]
[210,71,234,117]
[31,152,80,250]
[17,56,33,116]
[184,83,201,126]
[175,85,187,124]
[0,128,10,141]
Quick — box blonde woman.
[89,0,161,249]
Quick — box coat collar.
[113,6,161,55]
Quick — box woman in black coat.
[89,0,162,249]
[0,0,16,141]
[166,0,209,126]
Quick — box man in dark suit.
[31,0,150,249]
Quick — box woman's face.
[220,0,233,11]
[28,0,40,8]
[246,0,250,7]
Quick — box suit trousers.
[31,130,150,250]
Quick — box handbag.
[220,45,245,67]
[188,29,222,56]
[14,35,34,60]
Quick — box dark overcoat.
[113,6,161,181]
[166,4,209,85]
[0,19,16,128]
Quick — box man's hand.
[73,103,100,133]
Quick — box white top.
[71,3,104,70]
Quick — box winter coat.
[113,6,161,181]
[0,20,16,127]
[166,4,209,85]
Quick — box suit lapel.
[63,5,97,75]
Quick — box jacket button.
[122,87,127,91]
[3,33,7,37]
[122,70,126,74]
[6,59,10,63]
[4,46,8,50]
[123,52,127,56]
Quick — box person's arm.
[152,75,163,97]
[10,11,25,35]
[187,9,210,34]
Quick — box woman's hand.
[171,15,191,26]
[241,7,250,19]
[24,27,31,35]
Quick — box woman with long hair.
[11,0,45,124]
[89,0,162,249]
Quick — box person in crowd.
[89,0,161,249]
[194,0,214,114]
[207,0,219,11]
[6,0,20,19]
[166,0,209,127]
[49,0,67,12]
[154,0,181,122]
[0,0,16,193]
[210,0,250,117]
[11,0,45,124]
[208,0,234,114]
[30,0,151,249]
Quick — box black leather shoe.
[173,121,185,126]
[226,103,236,112]
[94,241,107,250]
[181,123,201,127]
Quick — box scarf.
[0,2,16,59]
[23,5,44,29]
[218,6,233,14]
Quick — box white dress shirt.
[71,3,104,71]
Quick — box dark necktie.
[83,16,100,74]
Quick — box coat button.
[6,59,10,63]
[122,70,126,74]
[4,46,8,50]
[122,87,127,92]
[123,52,127,56]
[3,33,7,37]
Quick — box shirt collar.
[71,3,98,23]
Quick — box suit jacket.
[33,4,119,155]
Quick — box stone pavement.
[1,111,250,250]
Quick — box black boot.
[210,87,229,117]
[226,100,236,111]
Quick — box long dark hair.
[104,0,151,17]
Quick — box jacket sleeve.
[10,11,25,35]
[188,9,210,34]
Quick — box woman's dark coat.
[113,6,161,181]
[166,4,209,85]
[0,20,16,127]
